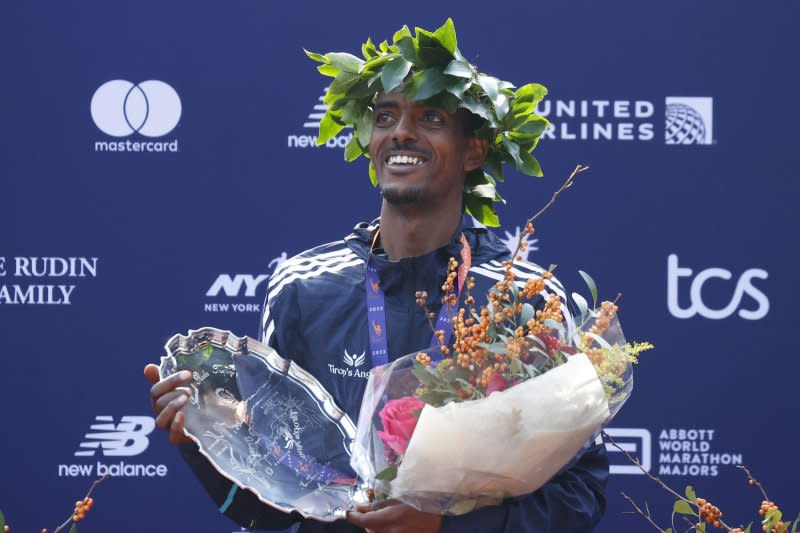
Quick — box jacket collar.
[344,216,508,296]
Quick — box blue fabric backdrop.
[1,1,797,531]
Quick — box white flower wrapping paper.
[351,352,613,514]
[391,354,609,504]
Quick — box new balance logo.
[287,88,353,149]
[74,416,155,457]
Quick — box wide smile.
[384,152,429,170]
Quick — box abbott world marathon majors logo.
[58,416,168,478]
[605,427,744,477]
[533,96,713,144]
[91,80,181,153]
[288,89,353,149]
[0,256,97,305]
[205,252,288,313]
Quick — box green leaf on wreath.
[375,464,398,481]
[684,485,696,501]
[519,151,543,177]
[444,59,472,79]
[0,510,5,530]
[368,162,378,186]
[381,57,412,94]
[325,52,363,74]
[409,69,448,101]
[432,18,458,54]
[318,111,345,146]
[344,135,362,162]
[673,499,694,516]
[70,524,78,533]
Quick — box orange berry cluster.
[415,352,431,367]
[426,249,564,400]
[758,501,787,533]
[589,301,618,337]
[72,497,94,522]
[4,525,9,532]
[695,498,723,528]
[414,290,428,307]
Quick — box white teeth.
[387,155,423,166]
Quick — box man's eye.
[375,112,394,125]
[424,111,444,124]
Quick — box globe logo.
[665,104,706,144]
[664,97,713,145]
[91,80,182,138]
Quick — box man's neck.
[378,202,462,261]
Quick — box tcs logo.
[667,254,768,320]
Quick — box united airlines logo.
[287,88,353,149]
[665,97,714,145]
[343,349,366,368]
[74,415,154,457]
[91,80,181,152]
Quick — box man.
[145,20,608,533]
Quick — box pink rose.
[377,396,425,456]
[485,373,508,396]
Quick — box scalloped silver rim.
[159,326,359,522]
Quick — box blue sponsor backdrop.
[1,1,797,531]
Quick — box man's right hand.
[144,364,192,446]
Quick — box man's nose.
[391,113,417,144]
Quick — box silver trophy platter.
[159,327,364,521]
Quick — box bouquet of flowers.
[351,219,652,515]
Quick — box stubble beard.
[380,183,426,205]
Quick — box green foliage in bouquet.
[305,18,551,227]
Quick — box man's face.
[369,91,485,207]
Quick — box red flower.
[486,373,508,396]
[377,396,425,456]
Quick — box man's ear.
[464,137,489,172]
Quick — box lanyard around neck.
[365,231,472,368]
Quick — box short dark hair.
[463,111,486,138]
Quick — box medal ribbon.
[366,232,471,367]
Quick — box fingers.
[143,363,160,384]
[169,411,190,446]
[346,504,401,530]
[155,390,189,431]
[150,370,192,403]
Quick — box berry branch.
[51,474,109,533]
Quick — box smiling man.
[145,19,609,533]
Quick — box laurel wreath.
[305,18,550,226]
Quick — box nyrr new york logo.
[205,252,288,313]
[91,80,181,153]
[287,89,353,149]
[665,97,714,145]
[58,415,168,478]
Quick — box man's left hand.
[346,500,442,533]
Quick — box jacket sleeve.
[440,440,609,533]
[176,275,301,530]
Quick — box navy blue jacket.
[181,218,609,532]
